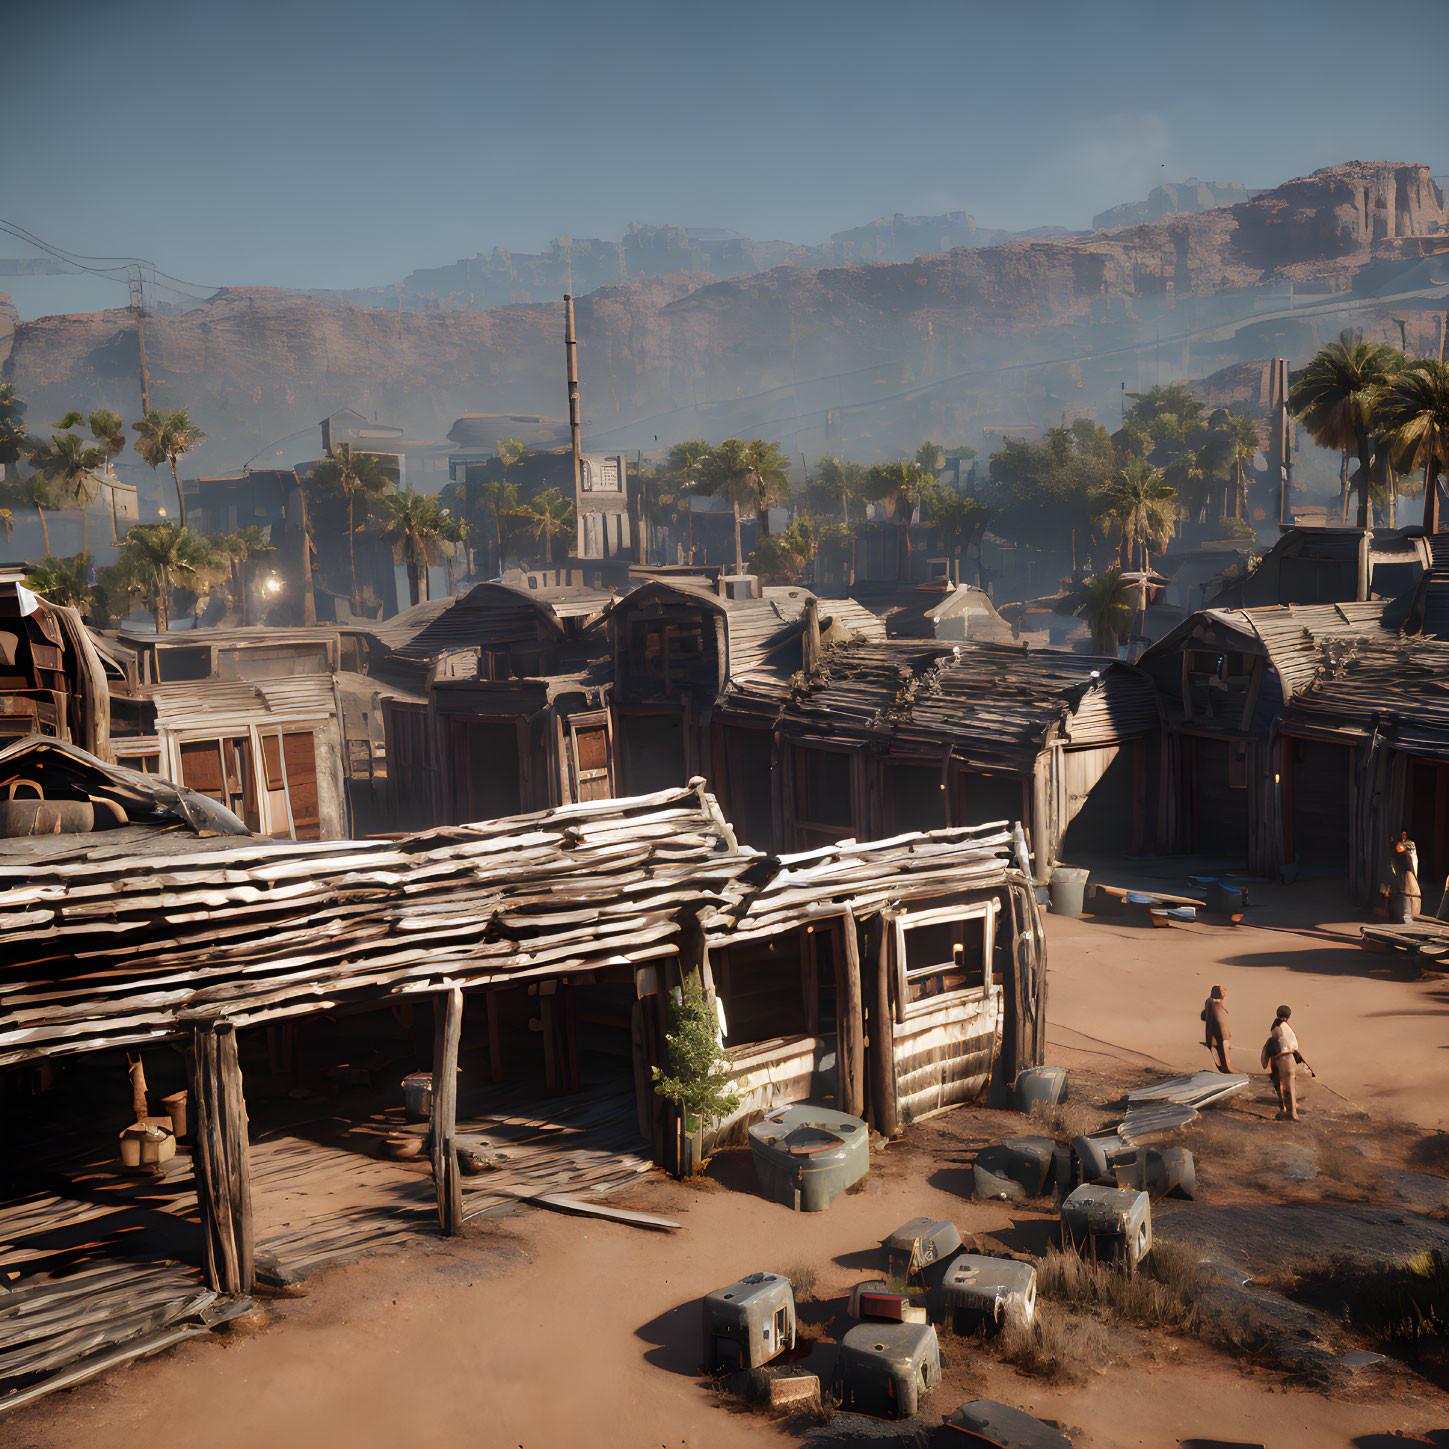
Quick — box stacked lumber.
[0,783,768,1066]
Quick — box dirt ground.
[10,880,1449,1449]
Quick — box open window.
[892,901,996,1020]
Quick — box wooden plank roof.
[711,824,1018,945]
[717,639,1158,768]
[0,783,771,1066]
[140,675,342,732]
[1283,634,1449,758]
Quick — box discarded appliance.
[1112,1145,1197,1201]
[882,1218,963,1283]
[850,1280,911,1322]
[1125,1071,1249,1110]
[1013,1066,1068,1113]
[1073,1134,1115,1186]
[747,1104,869,1212]
[702,1271,797,1373]
[932,1254,1037,1336]
[832,1320,942,1420]
[402,1071,433,1120]
[974,1137,1055,1200]
[1060,1185,1152,1268]
[941,1397,1073,1447]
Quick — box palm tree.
[133,408,205,528]
[740,440,791,540]
[0,384,26,476]
[698,439,755,572]
[931,489,993,587]
[1223,413,1259,520]
[30,430,105,553]
[312,443,397,612]
[211,525,274,624]
[1093,459,1177,572]
[811,456,865,526]
[24,553,95,614]
[1377,360,1449,533]
[1289,330,1404,528]
[378,487,452,607]
[865,460,937,580]
[117,522,212,631]
[515,487,576,566]
[1065,569,1136,656]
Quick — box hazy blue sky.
[4,0,1447,314]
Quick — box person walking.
[1260,1004,1314,1121]
[1202,984,1231,1072]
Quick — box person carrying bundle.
[1260,1004,1314,1121]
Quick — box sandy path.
[1044,881,1449,1129]
[11,1148,1448,1449]
[11,875,1449,1447]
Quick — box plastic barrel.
[1048,866,1090,917]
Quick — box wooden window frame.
[891,900,996,1023]
[568,709,614,802]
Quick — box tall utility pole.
[564,293,583,502]
[130,266,151,416]
[1269,358,1292,524]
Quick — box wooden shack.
[1137,602,1390,872]
[710,637,1160,872]
[697,824,1045,1159]
[0,576,110,757]
[846,580,1012,641]
[115,625,356,685]
[376,582,614,830]
[0,778,1048,1405]
[1281,634,1449,903]
[107,675,350,839]
[604,580,886,797]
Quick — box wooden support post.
[869,918,899,1138]
[838,908,866,1118]
[486,990,503,1083]
[188,1020,253,1295]
[431,987,463,1235]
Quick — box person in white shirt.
[1260,1004,1314,1121]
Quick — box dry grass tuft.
[780,1261,819,1300]
[997,1302,1111,1380]
[1036,1238,1201,1334]
[1033,1100,1109,1142]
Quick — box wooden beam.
[187,1019,253,1295]
[869,918,899,1138]
[838,907,865,1118]
[431,987,463,1235]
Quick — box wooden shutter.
[569,711,614,802]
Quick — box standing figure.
[1260,1005,1314,1121]
[1202,984,1231,1073]
[1391,832,1422,923]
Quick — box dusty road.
[10,879,1449,1449]
[1047,874,1449,1128]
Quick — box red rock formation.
[2,163,1443,473]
